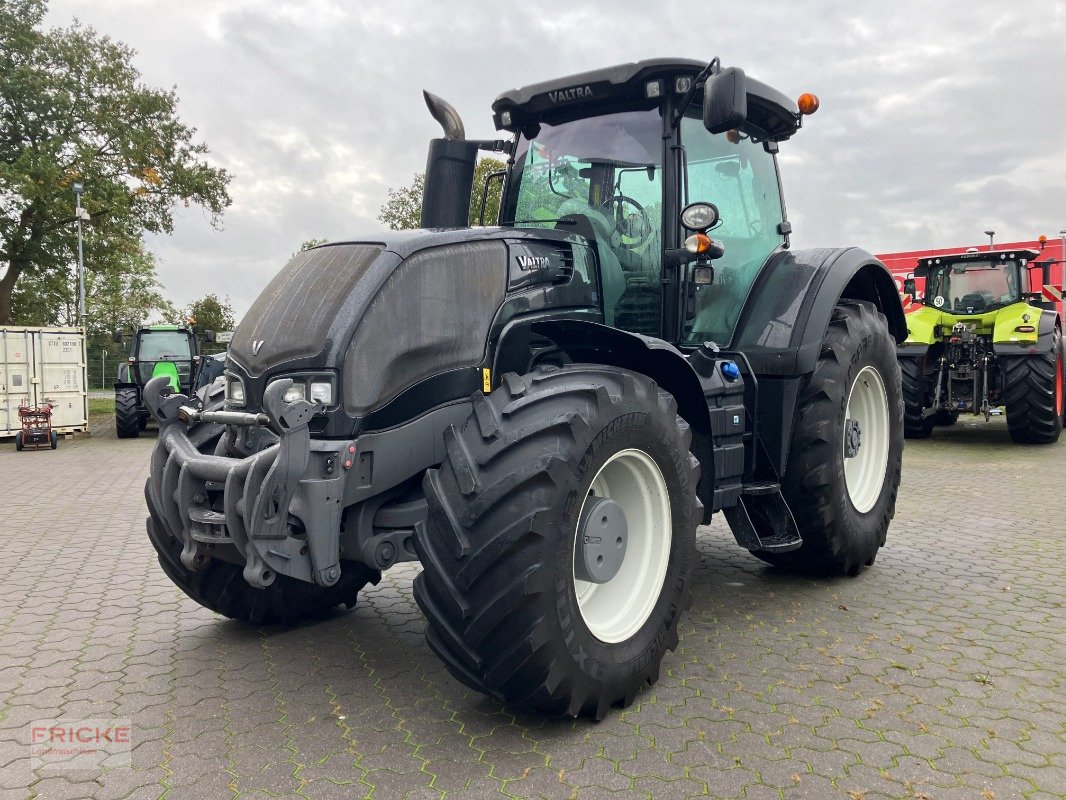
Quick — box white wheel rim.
[843,365,890,514]
[573,448,671,644]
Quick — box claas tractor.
[112,324,226,438]
[898,242,1065,442]
[139,58,906,718]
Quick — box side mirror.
[903,278,916,296]
[111,329,123,344]
[703,67,747,134]
[203,330,216,343]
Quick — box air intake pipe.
[420,91,478,228]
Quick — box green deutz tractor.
[898,247,1065,442]
[139,58,906,718]
[112,325,225,438]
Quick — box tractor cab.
[916,249,1037,318]
[128,327,197,390]
[428,58,819,349]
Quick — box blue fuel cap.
[721,360,740,381]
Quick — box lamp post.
[1058,229,1066,290]
[72,183,88,328]
[984,229,995,251]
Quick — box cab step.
[724,482,803,554]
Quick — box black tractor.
[112,324,225,438]
[140,58,905,718]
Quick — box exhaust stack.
[420,91,477,229]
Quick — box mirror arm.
[672,57,720,128]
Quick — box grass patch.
[88,396,115,416]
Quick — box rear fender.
[731,247,906,473]
[993,308,1058,356]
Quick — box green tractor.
[898,246,1065,442]
[112,325,226,438]
[139,58,906,718]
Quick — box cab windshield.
[135,331,194,385]
[926,260,1025,314]
[138,331,192,361]
[501,108,665,335]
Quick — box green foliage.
[186,292,235,353]
[377,157,506,230]
[0,0,232,324]
[377,172,424,230]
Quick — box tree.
[377,157,506,230]
[186,292,235,340]
[0,0,232,324]
[291,237,327,258]
[85,238,176,336]
[377,172,424,230]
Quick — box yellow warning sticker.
[482,368,492,393]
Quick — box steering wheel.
[600,194,653,249]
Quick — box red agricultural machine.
[15,403,58,451]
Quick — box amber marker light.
[684,233,712,254]
[797,92,820,115]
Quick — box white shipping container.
[0,326,88,437]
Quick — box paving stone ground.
[1,415,1063,799]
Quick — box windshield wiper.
[499,218,578,226]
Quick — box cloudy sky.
[47,0,1066,316]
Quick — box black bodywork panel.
[224,227,599,439]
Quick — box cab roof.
[919,248,1040,268]
[490,57,800,141]
[490,59,707,131]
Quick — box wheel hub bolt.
[844,418,862,458]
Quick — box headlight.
[267,374,336,408]
[680,202,719,232]
[309,380,333,405]
[282,382,306,403]
[225,375,245,406]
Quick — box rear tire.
[758,300,903,575]
[15,431,23,451]
[1003,328,1063,444]
[115,388,141,439]
[50,431,58,449]
[900,356,935,438]
[414,365,700,718]
[144,383,378,625]
[934,409,959,426]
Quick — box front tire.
[414,365,700,719]
[144,383,378,625]
[759,300,903,575]
[1003,328,1063,444]
[115,387,141,439]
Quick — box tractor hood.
[227,226,586,434]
